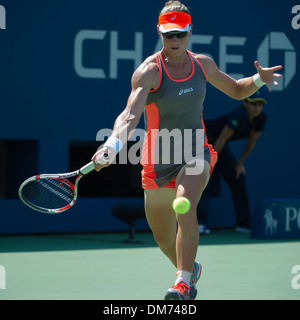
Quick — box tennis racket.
[18,154,109,214]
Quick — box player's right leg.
[144,187,177,266]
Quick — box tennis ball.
[172,197,191,214]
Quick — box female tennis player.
[92,1,282,300]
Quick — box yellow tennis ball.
[172,197,191,214]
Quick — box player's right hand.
[91,147,113,171]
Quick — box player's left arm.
[198,54,282,98]
[235,131,262,178]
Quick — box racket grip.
[79,161,96,175]
[80,154,110,175]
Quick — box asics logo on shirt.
[179,88,194,95]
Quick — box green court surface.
[0,230,299,300]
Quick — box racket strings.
[21,178,75,210]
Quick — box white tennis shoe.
[190,261,202,300]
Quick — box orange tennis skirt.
[141,144,218,189]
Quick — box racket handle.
[80,153,110,175]
[80,161,96,175]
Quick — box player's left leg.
[164,160,211,300]
[175,160,211,272]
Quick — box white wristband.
[253,73,266,87]
[104,137,123,154]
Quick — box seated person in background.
[197,90,268,234]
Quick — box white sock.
[175,270,192,286]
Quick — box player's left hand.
[254,61,282,92]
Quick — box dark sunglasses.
[162,31,189,39]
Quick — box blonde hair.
[159,1,190,15]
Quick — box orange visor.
[158,12,192,33]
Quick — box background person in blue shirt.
[198,90,267,234]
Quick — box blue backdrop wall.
[0,0,299,234]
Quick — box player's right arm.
[92,56,160,171]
